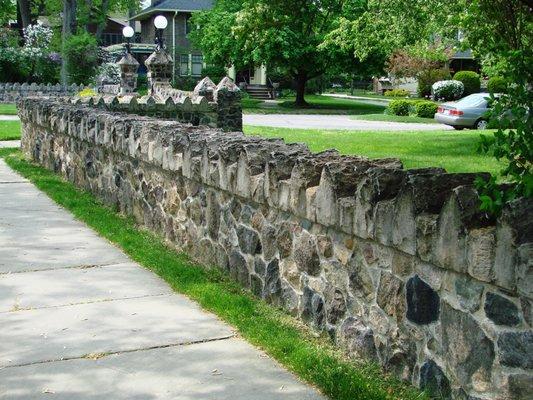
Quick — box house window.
[191,55,203,76]
[180,54,189,76]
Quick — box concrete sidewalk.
[0,159,324,400]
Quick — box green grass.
[0,103,17,115]
[351,114,438,124]
[0,148,426,400]
[0,120,22,140]
[244,126,504,177]
[243,95,386,115]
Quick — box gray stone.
[347,253,375,299]
[228,250,250,288]
[236,224,261,254]
[276,222,293,258]
[264,259,282,300]
[326,289,346,325]
[250,274,264,297]
[406,275,439,325]
[455,275,484,312]
[497,331,533,369]
[338,317,377,360]
[484,292,521,326]
[377,271,405,322]
[261,223,278,260]
[441,302,494,387]
[507,373,533,400]
[301,286,325,329]
[294,231,320,276]
[419,360,451,399]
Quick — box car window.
[456,94,489,107]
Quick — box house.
[131,0,270,97]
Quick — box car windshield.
[455,94,489,108]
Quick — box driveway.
[244,114,451,131]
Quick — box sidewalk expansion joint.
[1,293,171,314]
[0,262,129,275]
[0,335,236,370]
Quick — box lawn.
[244,126,504,177]
[0,103,18,115]
[242,95,386,115]
[0,148,425,400]
[0,120,22,140]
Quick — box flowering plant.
[431,80,464,101]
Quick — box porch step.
[246,85,272,99]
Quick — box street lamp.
[153,15,168,50]
[122,26,134,55]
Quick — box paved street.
[0,159,324,400]
[244,113,451,131]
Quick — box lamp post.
[122,25,134,55]
[154,15,168,50]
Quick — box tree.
[192,0,352,106]
[0,0,16,26]
[460,0,533,211]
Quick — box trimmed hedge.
[388,99,412,116]
[432,80,464,101]
[415,101,438,118]
[453,71,480,96]
[487,76,508,94]
[384,89,410,97]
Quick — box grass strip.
[0,103,18,115]
[0,120,22,140]
[1,149,426,400]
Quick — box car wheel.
[475,119,488,130]
[453,126,464,130]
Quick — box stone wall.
[19,98,532,400]
[0,82,84,103]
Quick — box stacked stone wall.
[19,98,532,400]
[0,82,84,103]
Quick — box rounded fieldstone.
[236,224,261,254]
[326,289,346,325]
[455,276,483,312]
[293,231,320,276]
[377,271,405,322]
[347,253,374,299]
[497,331,533,369]
[419,360,451,399]
[264,259,281,300]
[406,275,440,325]
[276,223,293,259]
[301,286,325,329]
[250,274,264,297]
[484,292,521,326]
[338,317,377,360]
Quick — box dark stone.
[484,292,521,326]
[293,231,320,276]
[406,275,439,324]
[301,286,325,329]
[250,274,263,297]
[441,302,494,387]
[419,360,451,399]
[347,254,374,298]
[205,190,220,239]
[339,317,377,360]
[497,331,533,369]
[377,272,405,322]
[236,225,261,254]
[260,223,277,260]
[455,276,483,312]
[326,289,346,325]
[281,282,299,315]
[228,250,250,288]
[240,205,253,224]
[254,257,266,276]
[264,259,281,300]
[508,374,533,400]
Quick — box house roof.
[132,0,214,20]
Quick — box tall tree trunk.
[61,0,77,84]
[95,0,110,40]
[17,0,31,30]
[294,71,308,107]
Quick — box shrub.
[432,80,464,101]
[0,47,29,82]
[453,71,480,96]
[201,65,226,84]
[417,68,450,97]
[384,89,410,97]
[415,101,438,118]
[78,88,96,97]
[487,76,508,94]
[95,63,120,85]
[388,99,412,116]
[63,33,99,85]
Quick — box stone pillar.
[193,77,217,102]
[145,49,173,96]
[214,77,242,132]
[117,53,140,96]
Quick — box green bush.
[173,76,198,91]
[388,99,412,116]
[417,68,450,97]
[453,71,480,96]
[487,76,508,94]
[201,65,226,84]
[415,101,438,118]
[63,33,98,85]
[384,89,410,97]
